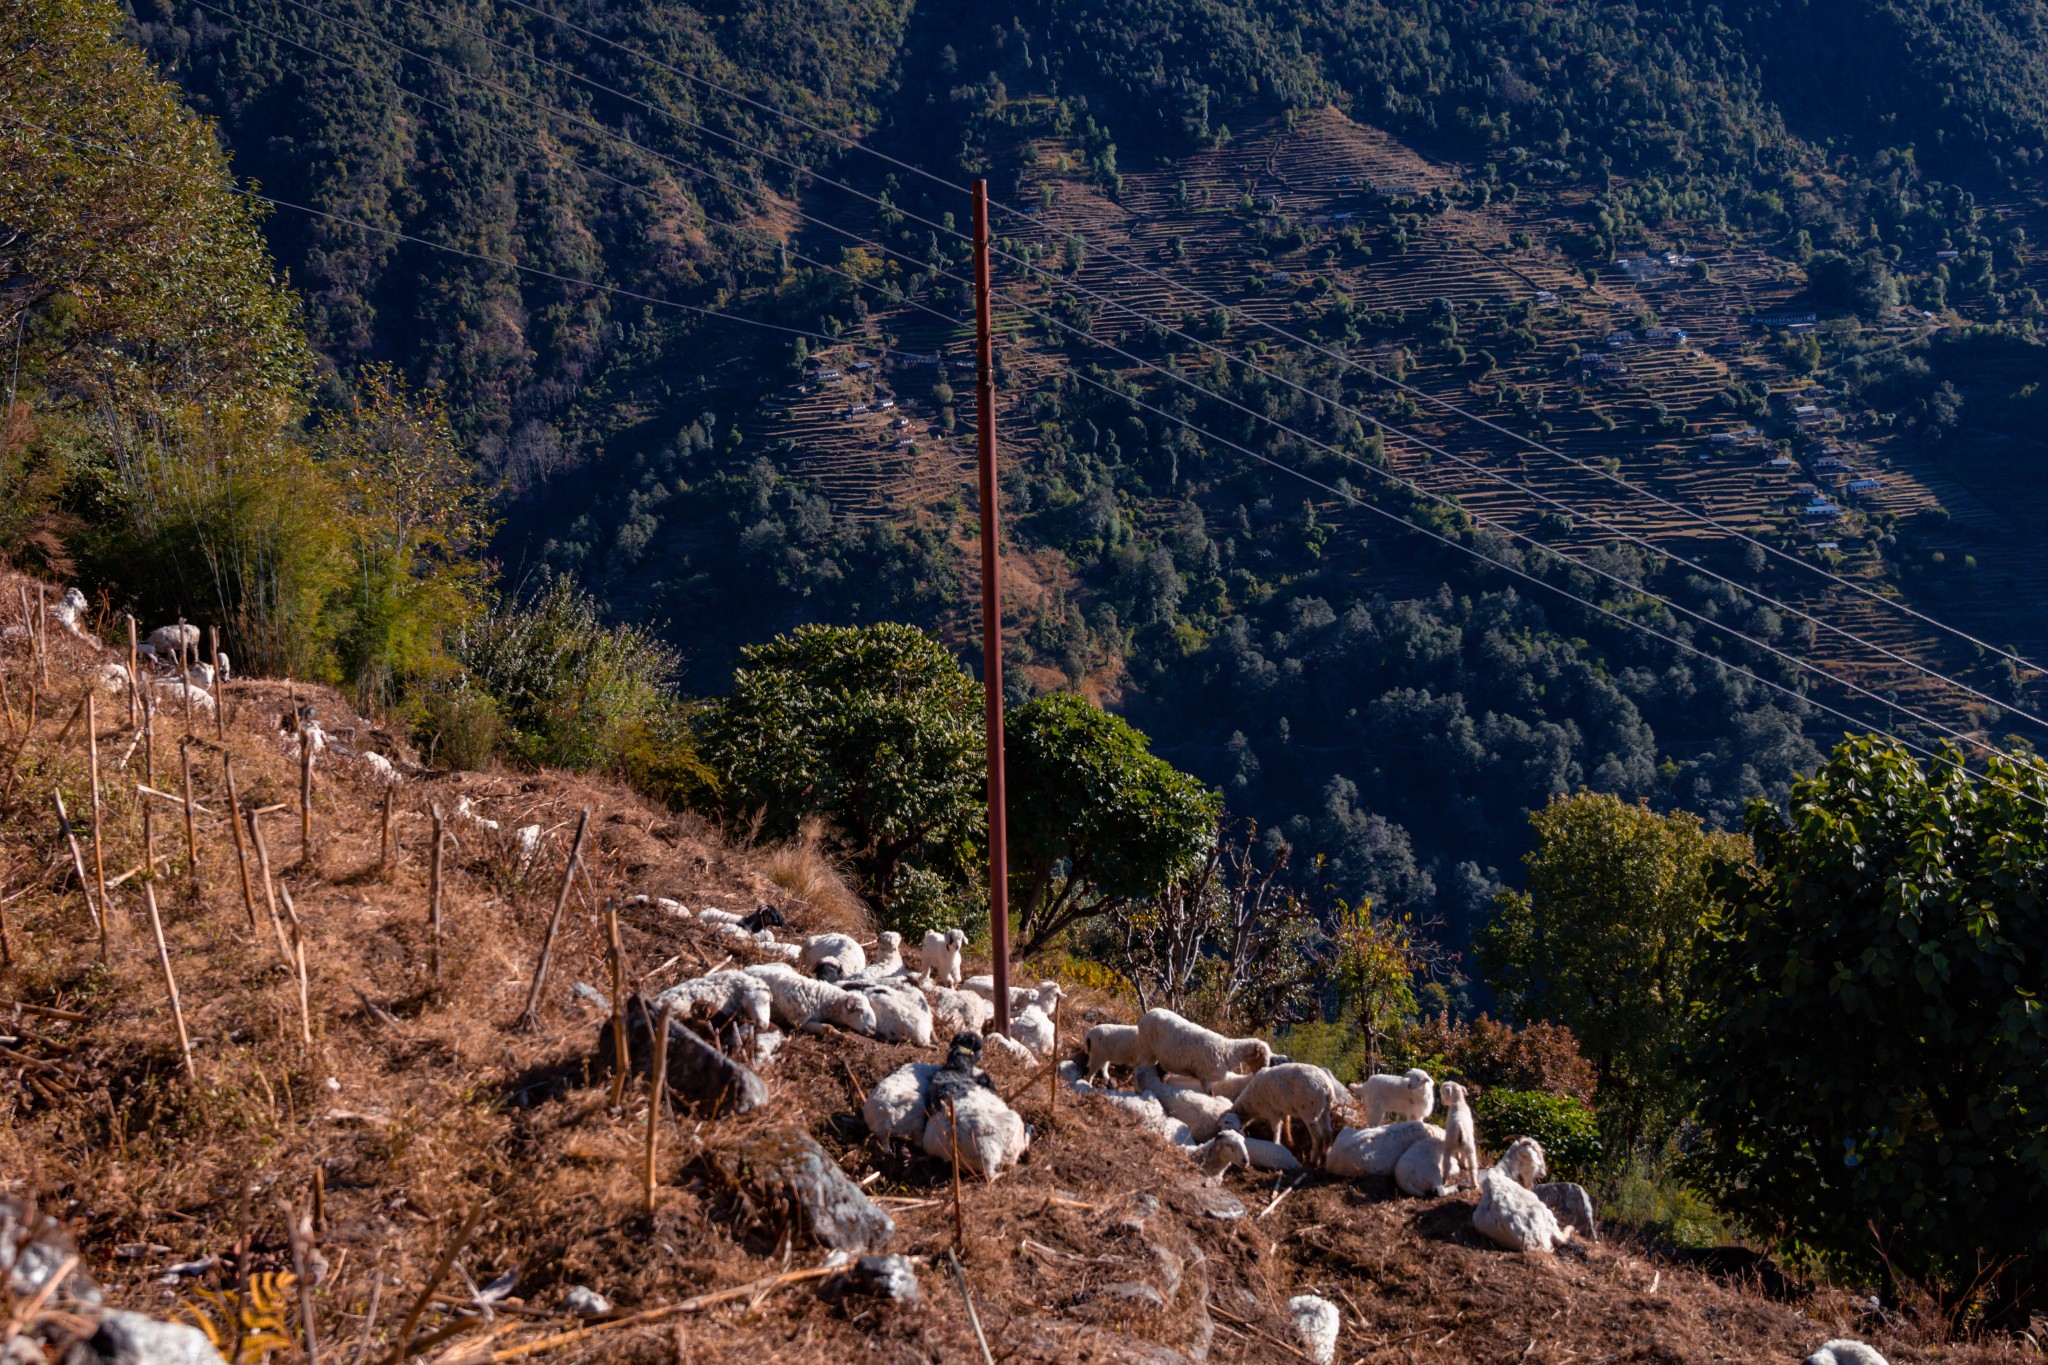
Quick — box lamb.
[1323,1121,1436,1179]
[919,928,967,987]
[213,651,232,682]
[1472,1168,1573,1253]
[1134,1007,1271,1085]
[862,1061,940,1142]
[48,588,90,639]
[1288,1295,1340,1365]
[1230,1062,1348,1165]
[153,680,215,713]
[1189,1129,1252,1176]
[921,1085,1030,1181]
[181,662,216,688]
[982,1032,1036,1068]
[800,932,867,982]
[653,970,773,1032]
[1493,1135,1546,1189]
[845,978,934,1047]
[1803,1344,1889,1365]
[146,623,200,658]
[856,931,905,979]
[920,981,992,1037]
[1392,1126,1460,1197]
[1009,1003,1055,1057]
[361,751,400,784]
[1351,1067,1435,1125]
[1084,1023,1142,1084]
[94,662,131,694]
[1206,1070,1262,1102]
[964,976,1062,1016]
[1134,1066,1236,1142]
[743,963,877,1034]
[1242,1134,1302,1172]
[1438,1081,1479,1195]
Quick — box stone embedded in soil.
[606,994,769,1117]
[1534,1182,1600,1242]
[1089,1281,1169,1311]
[560,1286,612,1317]
[88,1311,228,1365]
[843,1254,921,1306]
[1169,1186,1246,1222]
[721,1129,896,1252]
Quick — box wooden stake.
[141,796,157,895]
[299,728,315,865]
[278,884,313,1048]
[177,617,193,733]
[224,755,257,930]
[142,665,155,788]
[279,1199,322,1365]
[126,616,140,727]
[644,1000,672,1217]
[34,584,48,686]
[605,900,629,1106]
[179,741,200,883]
[379,783,395,872]
[52,788,101,936]
[209,625,224,741]
[518,806,590,1030]
[427,803,445,1002]
[947,1096,966,1252]
[86,694,110,955]
[384,1205,485,1365]
[250,812,295,969]
[312,1167,326,1236]
[143,879,196,1080]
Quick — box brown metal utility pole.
[973,178,1012,1038]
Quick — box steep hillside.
[0,571,2019,1363]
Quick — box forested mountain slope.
[132,0,2048,943]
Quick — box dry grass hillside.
[0,568,2031,1364]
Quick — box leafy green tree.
[1476,790,1749,1148]
[1005,691,1220,952]
[1691,739,2048,1305]
[1330,898,1421,1073]
[707,622,985,901]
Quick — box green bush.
[415,682,502,771]
[1472,1088,1604,1180]
[879,865,963,942]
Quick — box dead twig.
[518,807,590,1031]
[383,1206,486,1365]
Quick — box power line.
[496,0,2048,683]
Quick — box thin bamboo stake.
[519,807,590,1030]
[177,617,193,733]
[224,755,257,930]
[0,889,13,966]
[249,812,295,968]
[379,782,395,872]
[946,1248,997,1365]
[947,1097,966,1253]
[277,884,313,1048]
[383,1205,486,1365]
[605,900,629,1106]
[300,728,315,865]
[179,741,200,882]
[34,584,48,686]
[51,688,88,746]
[143,878,196,1080]
[86,694,110,955]
[0,681,32,806]
[644,1000,672,1217]
[52,788,101,936]
[428,803,445,1002]
[209,625,224,741]
[279,1199,322,1365]
[142,664,155,788]
[125,616,140,727]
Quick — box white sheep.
[48,588,91,639]
[863,1061,940,1142]
[1242,1134,1302,1172]
[94,662,131,694]
[1472,1168,1572,1253]
[1288,1295,1340,1365]
[1009,1003,1055,1057]
[846,978,933,1047]
[1083,1023,1142,1084]
[964,976,1063,1017]
[920,928,966,987]
[1439,1081,1479,1195]
[361,751,400,784]
[213,650,232,682]
[743,963,877,1034]
[1189,1128,1251,1176]
[1134,1008,1271,1085]
[1323,1121,1436,1179]
[513,825,543,864]
[800,932,867,981]
[1206,1070,1261,1102]
[920,981,993,1037]
[453,795,496,831]
[1135,1066,1236,1142]
[1494,1135,1546,1189]
[1093,1089,1192,1145]
[1804,1344,1889,1365]
[653,970,772,1031]
[181,662,215,687]
[1230,1062,1348,1165]
[856,931,905,979]
[153,680,214,713]
[1351,1067,1435,1125]
[982,1032,1036,1068]
[1392,1126,1458,1197]
[146,623,200,658]
[920,1085,1030,1181]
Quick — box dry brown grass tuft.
[762,816,870,936]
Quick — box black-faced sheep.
[1134,1008,1271,1085]
[799,932,867,981]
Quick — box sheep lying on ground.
[1393,1127,1464,1198]
[1242,1134,1301,1172]
[94,662,130,694]
[920,928,966,987]
[1230,1062,1348,1165]
[697,904,785,933]
[856,931,904,979]
[1189,1128,1251,1177]
[925,1032,994,1115]
[361,751,399,784]
[845,978,933,1047]
[654,970,773,1032]
[1009,1004,1056,1057]
[920,981,992,1038]
[964,977,1064,1017]
[1323,1121,1436,1179]
[48,588,94,642]
[982,1032,1036,1067]
[1494,1136,1546,1189]
[1804,1344,1889,1365]
[1288,1295,1340,1365]
[1135,1008,1271,1085]
[863,1061,941,1142]
[1084,1023,1142,1084]
[1351,1068,1435,1125]
[1135,1066,1236,1142]
[922,1086,1030,1181]
[743,963,876,1034]
[1472,1168,1573,1253]
[1206,1070,1262,1101]
[798,929,864,982]
[153,680,214,713]
[1438,1081,1479,1195]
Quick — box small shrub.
[1473,1088,1603,1179]
[1602,1150,1739,1249]
[1400,1014,1599,1106]
[415,682,502,771]
[877,864,963,942]
[762,817,870,935]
